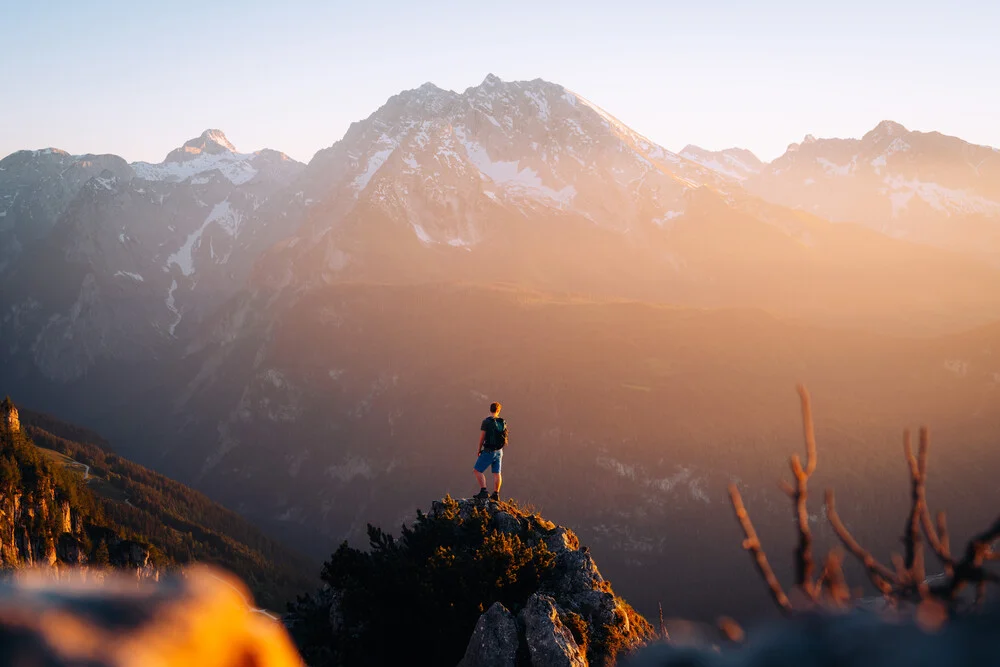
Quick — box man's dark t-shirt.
[481,417,505,450]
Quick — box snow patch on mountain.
[411,223,433,244]
[680,146,761,182]
[653,211,684,227]
[817,157,855,176]
[168,199,241,276]
[165,279,181,336]
[132,152,258,185]
[459,135,576,204]
[353,139,397,192]
[114,271,144,282]
[885,175,1000,217]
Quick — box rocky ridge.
[0,129,304,382]
[743,120,1000,258]
[449,497,653,667]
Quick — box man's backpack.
[484,417,508,450]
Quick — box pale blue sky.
[2,1,997,164]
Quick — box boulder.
[458,601,519,667]
[544,527,579,553]
[492,511,522,535]
[521,593,588,667]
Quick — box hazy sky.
[2,1,997,164]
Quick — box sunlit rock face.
[1,398,18,433]
[0,566,303,667]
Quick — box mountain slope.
[745,121,1000,258]
[1,398,315,608]
[0,131,304,382]
[679,145,763,182]
[3,77,1000,625]
[152,281,1000,622]
[245,77,1000,336]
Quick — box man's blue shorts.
[474,448,503,474]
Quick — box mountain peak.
[199,129,236,150]
[165,129,237,163]
[863,120,908,144]
[480,73,503,88]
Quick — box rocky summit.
[448,497,653,667]
[287,495,654,667]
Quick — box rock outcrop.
[521,593,588,667]
[286,494,653,666]
[0,397,18,433]
[447,497,653,667]
[457,601,520,667]
[0,565,302,667]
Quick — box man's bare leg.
[493,473,502,493]
[474,470,487,490]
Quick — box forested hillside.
[2,398,316,608]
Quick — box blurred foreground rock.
[0,565,303,667]
[630,606,1000,667]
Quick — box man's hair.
[490,402,502,414]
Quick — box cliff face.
[0,408,159,579]
[287,496,654,667]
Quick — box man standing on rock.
[474,402,507,501]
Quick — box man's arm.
[478,430,486,454]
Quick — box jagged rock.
[521,593,588,667]
[0,565,303,666]
[492,510,522,535]
[0,398,19,433]
[544,528,578,554]
[59,500,72,534]
[57,533,88,564]
[458,601,519,667]
[127,540,150,568]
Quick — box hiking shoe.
[474,488,489,500]
[490,491,500,501]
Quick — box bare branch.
[788,385,818,600]
[923,509,954,576]
[819,550,851,608]
[796,384,817,476]
[902,429,926,587]
[728,484,792,613]
[946,515,1000,600]
[825,489,896,596]
[658,602,669,642]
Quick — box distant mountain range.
[1,75,998,623]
